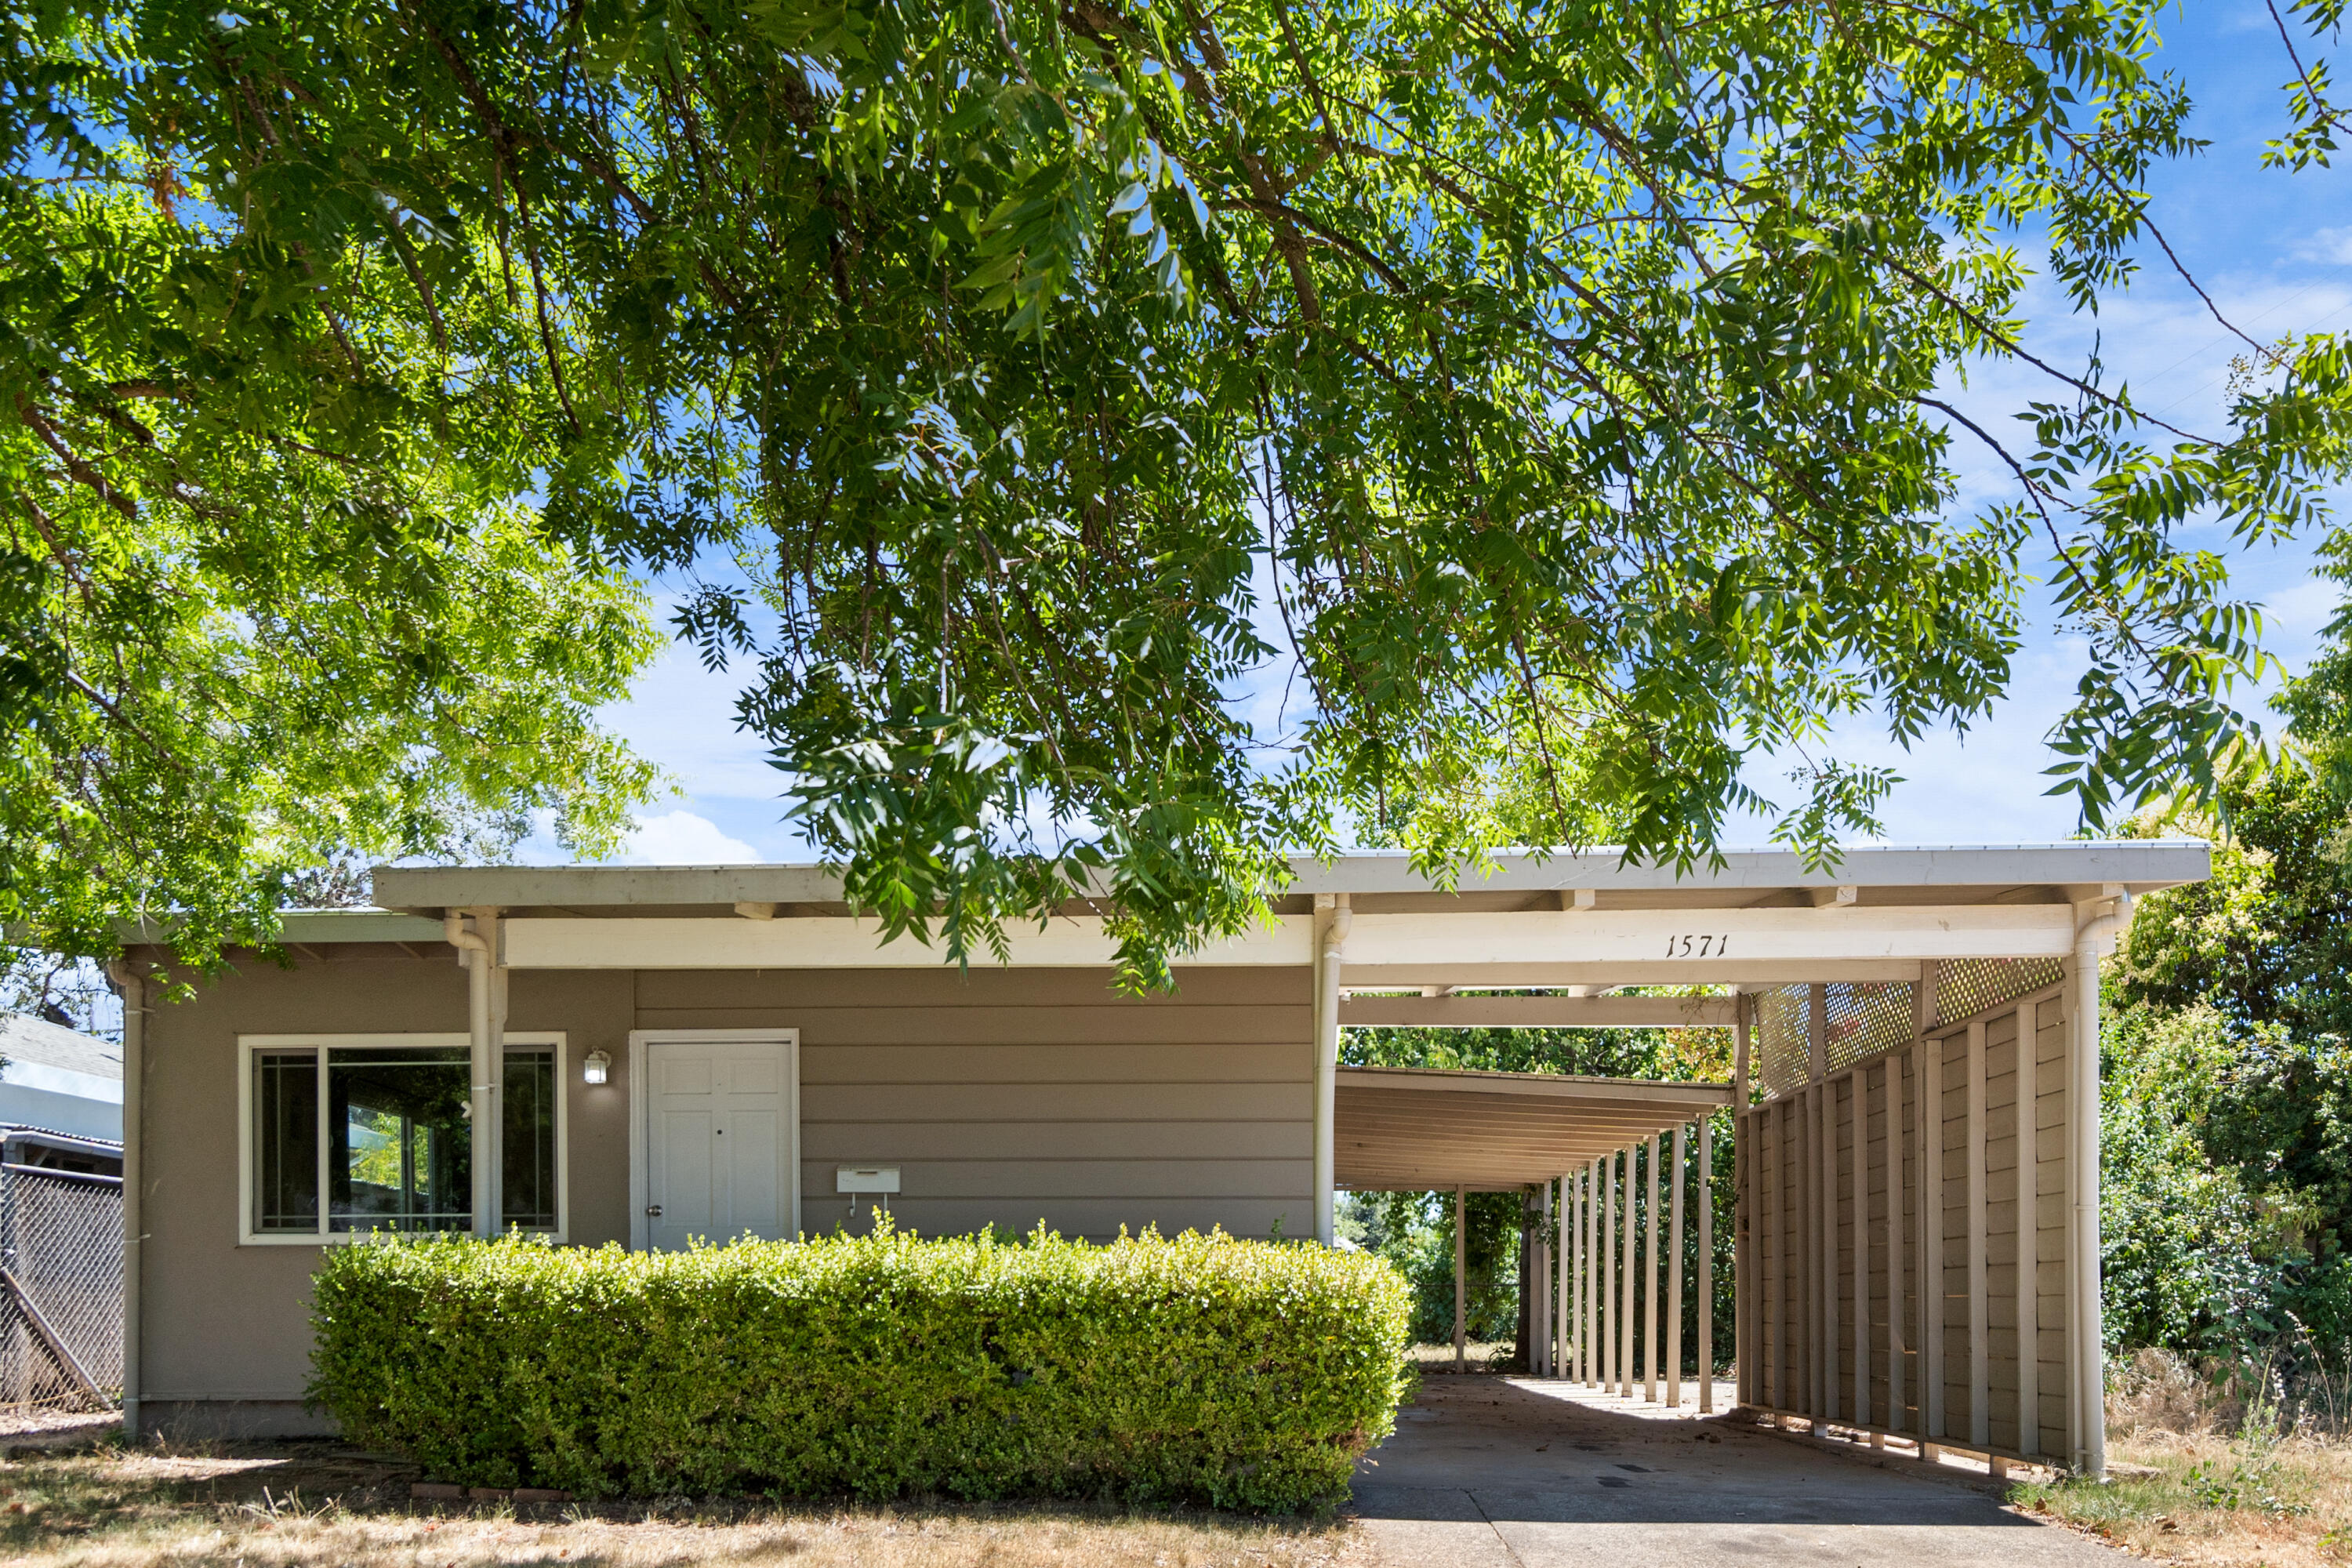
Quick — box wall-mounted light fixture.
[583,1049,612,1086]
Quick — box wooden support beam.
[1700,1114,1715,1413]
[2015,1001,2041,1457]
[1644,1130,1662,1403]
[1604,1152,1621,1391]
[1924,1032,1946,1443]
[1969,1017,1991,1450]
[1620,1145,1637,1396]
[1338,996,1739,1029]
[1887,1051,1907,1435]
[1668,1120,1689,1408]
[1853,1065,1870,1428]
[1583,1159,1597,1385]
[1822,1075,1840,1424]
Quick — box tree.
[11,0,2352,980]
[2,183,663,960]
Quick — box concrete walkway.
[1351,1375,2126,1566]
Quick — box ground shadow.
[1353,1373,2048,1529]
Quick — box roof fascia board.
[370,841,2210,913]
[1286,841,2209,895]
[503,915,1313,969]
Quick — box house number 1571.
[1665,934,1730,956]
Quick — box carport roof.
[1336,1065,1733,1191]
[365,840,2209,920]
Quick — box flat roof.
[1337,1065,1734,1189]
[368,840,2209,923]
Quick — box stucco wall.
[133,953,1310,1434]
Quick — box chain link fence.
[2,1163,122,1412]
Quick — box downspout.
[104,960,143,1436]
[445,908,502,1238]
[2071,889,2130,1479]
[1313,895,1352,1245]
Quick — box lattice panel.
[1932,958,2064,1029]
[1752,985,1814,1102]
[1823,982,1918,1073]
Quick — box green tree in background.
[10,0,2352,982]
[2102,616,2352,1381]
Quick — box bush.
[307,1222,1412,1512]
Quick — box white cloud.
[2295,227,2352,266]
[616,811,763,865]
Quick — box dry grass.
[0,1442,1368,1568]
[2016,1430,2352,1566]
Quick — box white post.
[1700,1114,1715,1412]
[1559,1174,1572,1381]
[1887,1053,1906,1435]
[1620,1145,1638,1396]
[1853,1066,1870,1428]
[1969,1017,1991,1449]
[2071,898,2122,1479]
[1454,1184,1467,1371]
[2016,1001,2041,1457]
[1312,897,1350,1245]
[1919,1029,1938,1448]
[1604,1154,1619,1390]
[1578,1163,1592,1384]
[1642,1131,1661,1402]
[1668,1121,1689,1408]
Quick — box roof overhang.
[1336,1065,1733,1189]
[131,841,2202,986]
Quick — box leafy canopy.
[9,0,2352,979]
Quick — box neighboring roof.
[0,1013,122,1080]
[1336,1065,1734,1190]
[2,1123,124,1156]
[365,840,2209,923]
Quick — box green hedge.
[307,1224,1412,1511]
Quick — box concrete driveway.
[1351,1375,2126,1566]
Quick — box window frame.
[236,1033,568,1247]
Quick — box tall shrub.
[309,1225,1410,1511]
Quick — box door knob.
[644,1205,663,1217]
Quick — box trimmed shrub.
[307,1223,1412,1511]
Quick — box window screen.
[251,1042,558,1237]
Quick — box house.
[114,840,2207,1479]
[2,1011,125,1146]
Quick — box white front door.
[644,1036,797,1250]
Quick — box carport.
[1308,840,2213,1479]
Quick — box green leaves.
[307,1224,1414,1509]
[14,0,2352,978]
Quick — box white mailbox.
[835,1166,901,1194]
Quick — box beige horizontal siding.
[801,1120,1306,1161]
[645,965,1314,1240]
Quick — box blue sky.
[571,2,2352,867]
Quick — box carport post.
[1643,1131,1661,1402]
[1699,1114,1715,1412]
[1619,1145,1636,1396]
[1667,1120,1688,1407]
[1557,1174,1570,1379]
[1454,1185,1466,1371]
[1604,1151,1619,1390]
[1574,1165,1589,1383]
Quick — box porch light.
[583,1049,612,1086]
